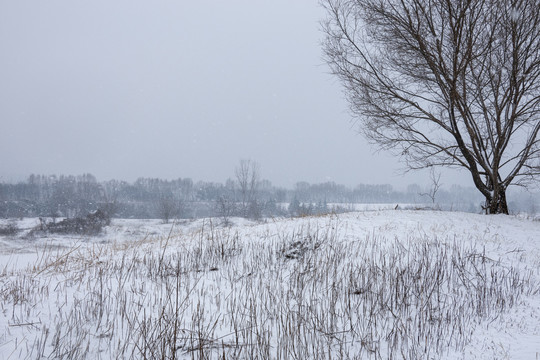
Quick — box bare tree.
[157,194,177,224]
[235,159,260,218]
[100,180,120,219]
[215,196,236,225]
[420,168,443,207]
[322,0,540,214]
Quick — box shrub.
[0,222,19,236]
[32,209,110,236]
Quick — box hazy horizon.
[1,1,472,189]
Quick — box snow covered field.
[0,210,539,359]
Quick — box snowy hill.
[0,210,539,359]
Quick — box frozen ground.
[0,210,539,359]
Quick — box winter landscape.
[1,209,539,359]
[2,0,540,358]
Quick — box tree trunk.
[485,188,509,214]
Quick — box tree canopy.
[322,0,540,213]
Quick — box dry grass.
[0,215,537,359]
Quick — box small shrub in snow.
[29,209,110,236]
[0,222,19,236]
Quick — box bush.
[33,209,110,236]
[0,222,19,236]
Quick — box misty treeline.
[0,173,537,221]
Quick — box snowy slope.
[0,210,538,359]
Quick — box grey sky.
[0,0,470,188]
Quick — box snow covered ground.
[0,210,539,359]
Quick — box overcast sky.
[0,0,470,188]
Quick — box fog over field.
[0,0,471,189]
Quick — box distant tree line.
[0,173,537,221]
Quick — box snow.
[0,210,539,359]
